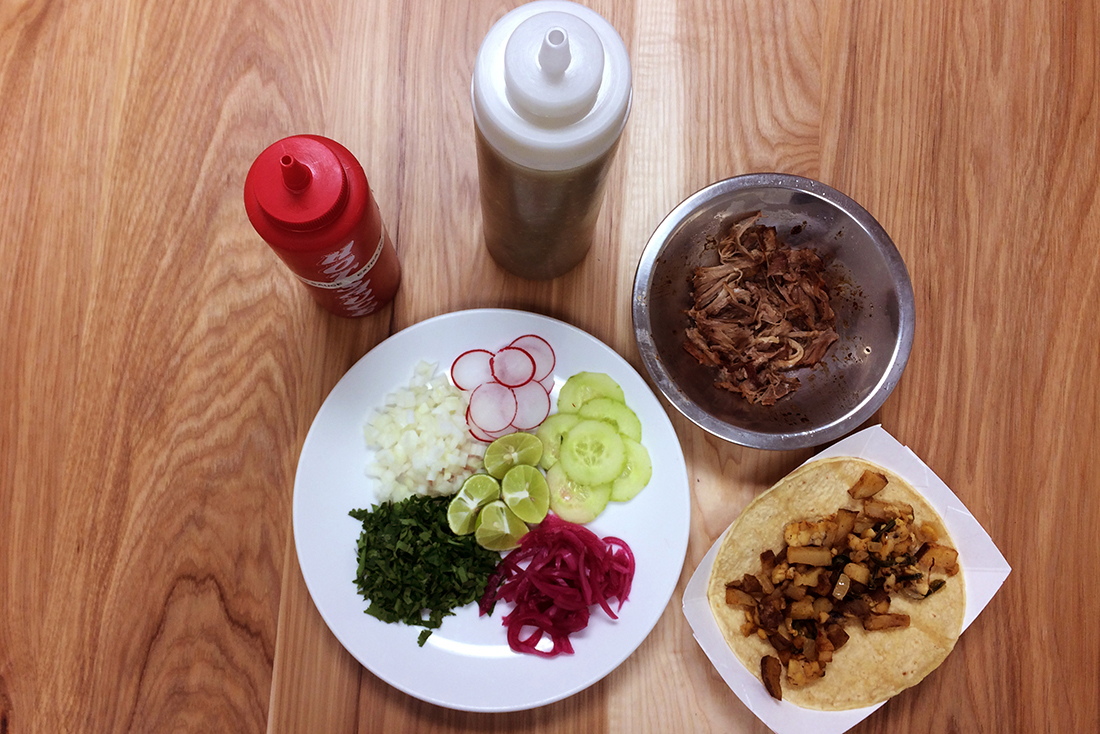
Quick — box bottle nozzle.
[538,27,571,76]
[503,13,604,123]
[280,154,313,192]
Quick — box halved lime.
[447,495,480,536]
[475,500,529,551]
[446,474,501,535]
[501,464,550,524]
[459,473,502,504]
[484,432,543,479]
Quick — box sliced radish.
[468,382,518,433]
[510,380,551,430]
[467,408,512,443]
[453,335,557,439]
[490,346,536,388]
[451,349,494,391]
[509,335,556,382]
[482,424,514,441]
[466,407,491,441]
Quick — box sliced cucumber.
[611,437,653,502]
[557,372,626,413]
[579,397,642,442]
[559,419,626,486]
[536,371,651,521]
[535,413,582,470]
[546,464,612,524]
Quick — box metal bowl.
[632,173,915,450]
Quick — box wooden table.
[3,1,1097,731]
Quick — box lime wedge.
[446,474,501,535]
[483,432,543,479]
[459,473,502,504]
[475,500,529,551]
[501,464,550,524]
[447,495,479,536]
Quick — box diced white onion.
[363,360,485,503]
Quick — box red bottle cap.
[249,137,349,231]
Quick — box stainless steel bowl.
[632,173,915,450]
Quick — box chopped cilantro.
[350,495,501,646]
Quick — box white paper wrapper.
[682,425,1011,734]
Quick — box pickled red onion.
[479,514,635,657]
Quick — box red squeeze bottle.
[244,135,401,317]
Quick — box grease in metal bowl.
[631,173,915,450]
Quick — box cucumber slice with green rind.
[559,419,626,485]
[546,464,612,524]
[557,372,626,413]
[610,437,652,502]
[535,413,582,470]
[578,397,642,442]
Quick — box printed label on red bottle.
[294,228,387,317]
[295,228,385,290]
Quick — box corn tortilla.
[707,457,965,710]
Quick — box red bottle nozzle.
[280,155,313,192]
[247,136,349,231]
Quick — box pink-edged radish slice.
[451,349,494,391]
[481,424,514,442]
[468,382,518,433]
[469,413,516,442]
[510,380,551,430]
[466,407,491,442]
[508,334,555,382]
[466,408,512,443]
[490,346,536,388]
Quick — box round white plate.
[293,308,691,712]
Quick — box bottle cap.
[247,136,349,231]
[472,0,632,171]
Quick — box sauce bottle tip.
[280,155,312,192]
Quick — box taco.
[707,457,965,710]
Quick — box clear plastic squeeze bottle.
[471,0,632,280]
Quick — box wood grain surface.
[1,0,1097,732]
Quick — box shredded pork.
[684,212,839,405]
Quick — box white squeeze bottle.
[472,0,632,280]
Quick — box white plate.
[293,308,691,712]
